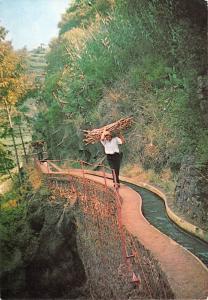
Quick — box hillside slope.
[32,0,207,229]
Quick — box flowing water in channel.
[124,182,208,267]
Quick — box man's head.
[104,131,112,141]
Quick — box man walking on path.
[100,127,125,188]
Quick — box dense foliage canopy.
[32,0,207,172]
[0,26,32,176]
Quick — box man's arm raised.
[118,132,125,144]
[101,127,108,141]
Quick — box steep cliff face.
[1,189,88,299]
[175,157,208,230]
[174,75,208,230]
[198,74,208,128]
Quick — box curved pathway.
[39,163,208,299]
[120,176,208,243]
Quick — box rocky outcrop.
[198,74,208,128]
[1,188,88,299]
[174,74,208,231]
[175,156,208,230]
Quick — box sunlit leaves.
[0,27,33,177]
[0,41,30,109]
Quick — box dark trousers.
[107,152,123,184]
[38,151,43,161]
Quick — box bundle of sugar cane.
[83,116,133,144]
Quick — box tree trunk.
[18,124,28,163]
[4,100,22,184]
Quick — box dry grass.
[121,164,150,182]
[144,143,159,157]
[63,13,103,58]
[160,168,173,181]
[121,164,175,193]
[0,178,13,195]
[105,89,125,103]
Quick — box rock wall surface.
[175,156,208,230]
[175,75,208,230]
[1,188,88,299]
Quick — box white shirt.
[101,137,122,154]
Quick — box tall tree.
[0,26,30,182]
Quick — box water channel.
[124,182,208,267]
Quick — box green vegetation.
[0,142,14,175]
[0,26,36,181]
[0,175,31,267]
[0,1,207,291]
[32,0,207,177]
